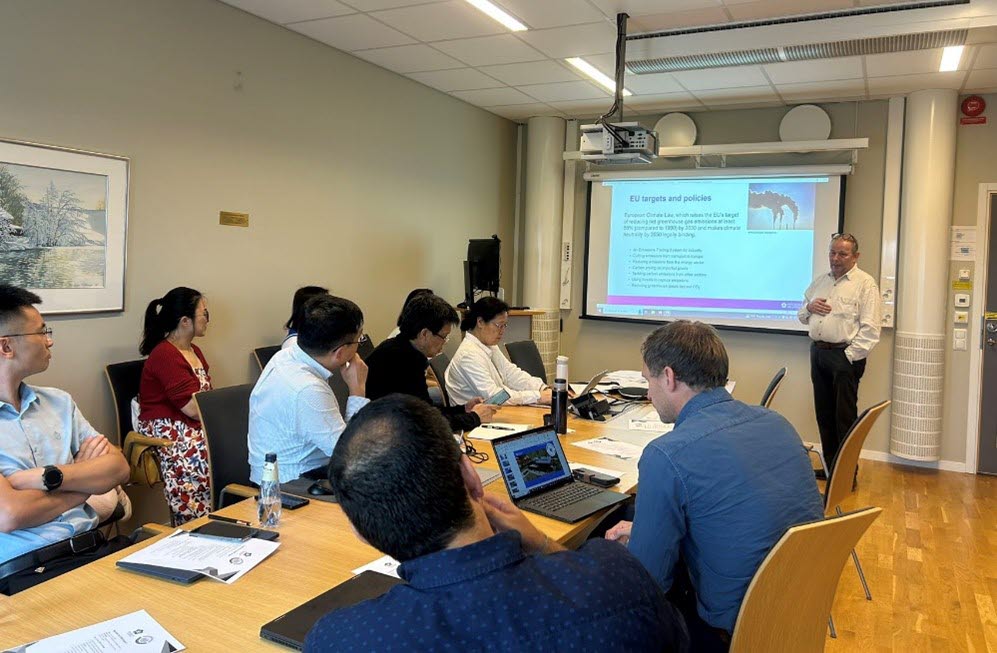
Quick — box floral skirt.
[137,417,211,525]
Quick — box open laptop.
[568,369,610,397]
[260,571,405,650]
[492,426,630,523]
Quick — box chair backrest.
[760,366,787,409]
[194,384,254,511]
[253,345,281,372]
[328,368,350,417]
[104,359,145,447]
[357,334,375,361]
[730,506,882,653]
[504,340,548,384]
[824,400,891,514]
[429,351,452,407]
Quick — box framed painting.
[0,138,128,313]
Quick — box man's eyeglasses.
[432,331,450,343]
[830,232,859,249]
[1,327,53,339]
[335,334,368,350]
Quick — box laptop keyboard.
[526,482,603,513]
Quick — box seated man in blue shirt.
[306,395,689,653]
[606,320,824,651]
[0,285,131,594]
[249,295,369,485]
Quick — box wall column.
[523,117,566,377]
[891,89,957,461]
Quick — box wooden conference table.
[0,405,651,651]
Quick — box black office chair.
[104,359,145,446]
[429,351,452,407]
[329,369,350,417]
[194,384,257,511]
[253,345,281,372]
[357,333,375,361]
[760,367,787,409]
[504,340,548,384]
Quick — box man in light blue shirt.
[0,285,130,590]
[606,321,823,651]
[249,295,369,484]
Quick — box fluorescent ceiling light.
[566,57,633,96]
[939,45,964,72]
[464,0,527,32]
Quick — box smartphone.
[486,389,511,405]
[254,493,311,510]
[572,468,620,488]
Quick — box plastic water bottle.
[258,452,281,529]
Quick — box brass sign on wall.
[219,211,249,227]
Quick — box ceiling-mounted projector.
[580,122,658,164]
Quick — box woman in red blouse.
[138,287,212,524]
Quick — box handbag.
[122,431,171,486]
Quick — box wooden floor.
[824,460,997,652]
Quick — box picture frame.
[0,137,128,314]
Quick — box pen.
[481,425,514,431]
[208,514,251,526]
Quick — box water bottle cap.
[265,452,277,463]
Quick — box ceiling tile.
[588,0,723,16]
[408,68,505,91]
[352,44,464,73]
[288,13,416,50]
[485,103,566,121]
[491,0,606,29]
[221,0,355,24]
[725,0,851,22]
[518,23,617,59]
[547,98,614,118]
[776,79,868,102]
[479,60,582,86]
[451,87,537,105]
[972,44,997,70]
[965,68,997,91]
[692,85,780,103]
[517,80,609,102]
[623,72,686,95]
[433,35,547,66]
[866,71,966,95]
[763,57,864,85]
[865,49,944,77]
[371,1,504,42]
[672,65,770,90]
[625,91,703,110]
[341,0,447,9]
[629,7,729,32]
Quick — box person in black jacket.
[366,295,499,431]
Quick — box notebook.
[492,426,630,523]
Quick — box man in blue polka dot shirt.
[305,394,689,652]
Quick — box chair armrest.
[218,484,257,509]
[139,522,172,535]
[122,431,172,455]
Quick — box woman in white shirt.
[446,297,551,406]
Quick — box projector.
[579,122,658,164]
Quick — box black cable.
[598,12,630,147]
[461,432,490,464]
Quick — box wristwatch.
[42,465,63,491]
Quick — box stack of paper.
[571,436,645,460]
[10,610,184,652]
[118,529,279,584]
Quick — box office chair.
[357,333,375,361]
[194,384,257,511]
[429,351,452,407]
[760,367,787,409]
[104,359,146,446]
[504,340,548,384]
[729,507,882,652]
[253,345,281,372]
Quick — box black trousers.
[810,344,866,473]
[0,536,133,595]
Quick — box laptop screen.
[493,427,572,500]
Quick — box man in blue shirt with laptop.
[305,394,688,652]
[606,320,824,651]
[0,285,131,594]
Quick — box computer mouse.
[307,480,335,496]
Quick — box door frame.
[966,183,997,474]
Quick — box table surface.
[0,405,654,651]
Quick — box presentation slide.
[584,173,843,333]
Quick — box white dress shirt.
[445,332,546,406]
[798,264,881,362]
[248,343,368,484]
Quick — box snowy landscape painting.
[0,139,128,313]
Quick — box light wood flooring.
[824,460,997,652]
